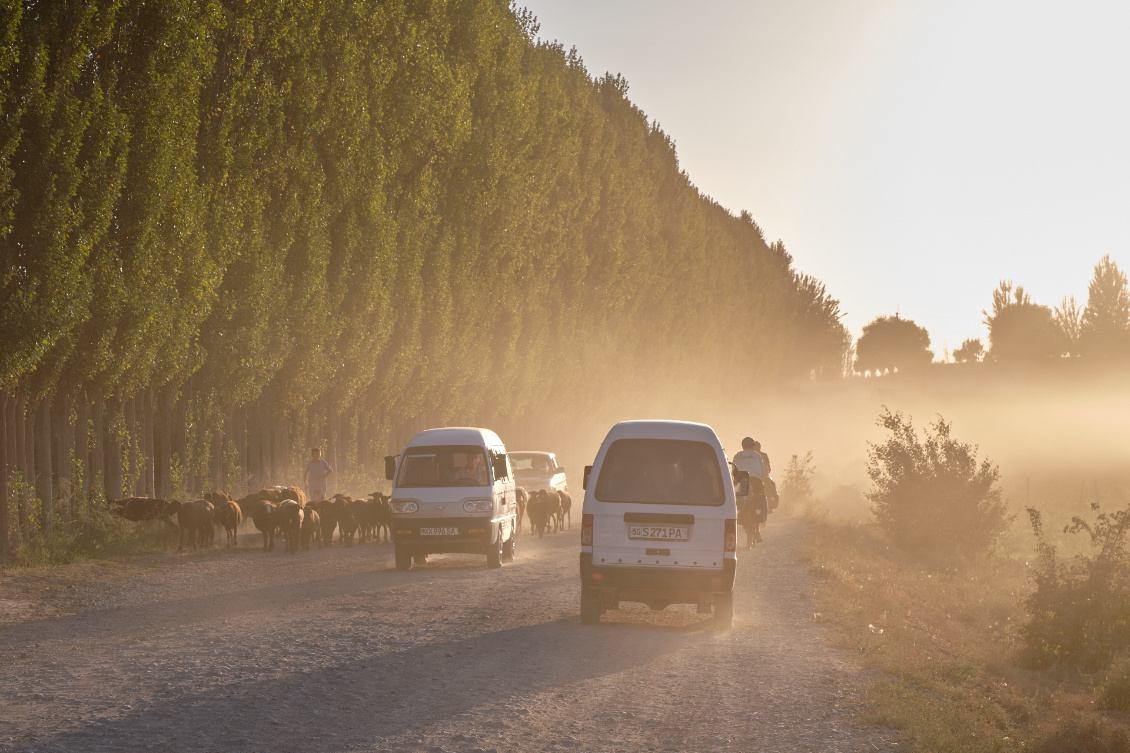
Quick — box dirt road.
[0,516,899,752]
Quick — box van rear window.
[594,439,724,506]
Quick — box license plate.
[419,527,459,536]
[628,525,689,541]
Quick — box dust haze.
[474,363,1130,551]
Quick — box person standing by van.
[304,447,334,501]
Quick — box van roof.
[404,427,503,449]
[604,420,721,444]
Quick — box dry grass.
[802,517,1130,752]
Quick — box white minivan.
[579,420,742,628]
[385,427,517,571]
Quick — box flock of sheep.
[110,484,574,555]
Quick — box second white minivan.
[579,420,741,628]
[385,427,517,570]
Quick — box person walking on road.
[304,447,334,501]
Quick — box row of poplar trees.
[0,0,849,557]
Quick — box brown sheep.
[313,498,337,547]
[279,486,306,506]
[355,497,377,543]
[172,499,215,551]
[203,490,232,508]
[370,492,392,543]
[214,499,242,548]
[555,489,572,531]
[334,494,358,546]
[527,490,552,539]
[301,507,322,551]
[235,488,283,515]
[276,500,304,555]
[111,497,175,525]
[248,501,277,552]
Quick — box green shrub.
[866,408,1008,562]
[1023,501,1130,669]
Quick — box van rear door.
[590,438,728,569]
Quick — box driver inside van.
[453,450,490,486]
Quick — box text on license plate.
[628,525,689,541]
[419,527,459,536]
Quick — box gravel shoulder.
[0,515,900,752]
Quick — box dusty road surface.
[1,516,899,752]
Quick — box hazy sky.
[517,0,1130,356]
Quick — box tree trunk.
[277,411,290,485]
[22,397,35,540]
[142,388,155,497]
[54,389,72,524]
[106,395,123,502]
[172,381,187,497]
[158,386,174,498]
[258,393,271,487]
[212,415,224,493]
[0,393,9,560]
[35,398,52,535]
[183,377,195,496]
[234,406,247,495]
[91,397,104,530]
[74,391,89,521]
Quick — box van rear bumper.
[579,552,736,593]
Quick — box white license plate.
[628,525,689,541]
[419,527,460,536]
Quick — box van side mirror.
[583,465,592,491]
[556,466,565,474]
[733,470,750,497]
[492,454,508,480]
[384,455,397,482]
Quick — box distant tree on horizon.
[982,281,1063,364]
[1054,295,1083,357]
[853,315,933,375]
[1080,255,1130,358]
[953,338,984,363]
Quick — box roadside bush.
[1022,501,1130,669]
[1098,654,1130,711]
[866,408,1008,562]
[781,451,816,511]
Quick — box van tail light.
[724,518,737,553]
[581,514,593,546]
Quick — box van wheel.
[394,545,412,571]
[487,531,503,568]
[714,592,734,630]
[502,532,516,563]
[580,589,601,625]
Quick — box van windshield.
[595,439,724,506]
[395,445,490,488]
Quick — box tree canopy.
[1080,255,1130,358]
[0,0,850,516]
[853,315,932,375]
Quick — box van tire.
[503,532,516,563]
[394,545,412,571]
[580,589,601,625]
[713,592,734,629]
[487,531,504,569]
